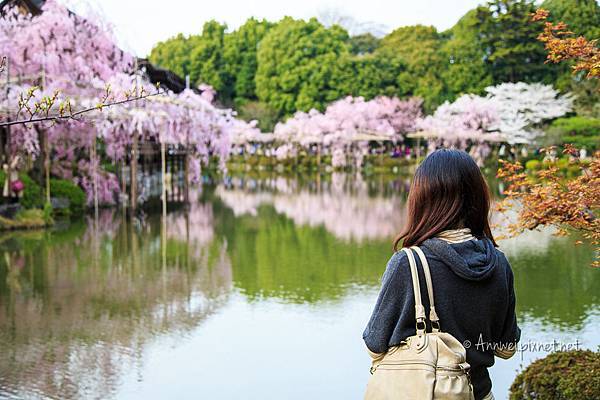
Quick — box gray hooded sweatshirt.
[363,237,520,400]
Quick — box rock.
[0,203,21,218]
[51,197,70,210]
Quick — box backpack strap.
[401,248,426,336]
[411,246,441,332]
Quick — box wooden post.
[91,137,99,220]
[121,159,126,206]
[4,57,11,201]
[161,141,167,219]
[131,65,140,212]
[41,67,51,205]
[131,133,138,210]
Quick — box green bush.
[50,178,86,216]
[524,159,540,171]
[548,116,600,150]
[0,171,44,209]
[510,350,600,400]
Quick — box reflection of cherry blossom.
[167,202,214,248]
[216,174,410,242]
[0,209,232,400]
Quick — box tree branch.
[1,89,166,128]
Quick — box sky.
[63,0,487,57]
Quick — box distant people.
[543,148,558,162]
[580,147,588,159]
[2,155,24,204]
[498,144,506,158]
[520,147,528,159]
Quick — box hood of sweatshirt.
[421,237,498,281]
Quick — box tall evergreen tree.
[476,0,556,83]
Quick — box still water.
[0,173,598,400]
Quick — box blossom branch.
[2,87,166,128]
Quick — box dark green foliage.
[348,33,380,55]
[475,0,558,84]
[0,171,44,209]
[18,174,44,209]
[190,21,229,100]
[255,17,350,116]
[148,33,198,80]
[147,1,598,121]
[540,1,600,117]
[236,101,279,132]
[338,53,408,100]
[440,9,494,97]
[50,179,86,216]
[223,18,274,102]
[509,350,600,400]
[377,25,448,111]
[546,116,600,150]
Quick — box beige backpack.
[365,246,475,400]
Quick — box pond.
[0,173,598,400]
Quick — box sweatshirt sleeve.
[362,251,411,354]
[495,261,521,359]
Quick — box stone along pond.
[0,173,598,400]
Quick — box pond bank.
[0,208,52,230]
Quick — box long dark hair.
[393,149,497,251]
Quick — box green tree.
[189,20,230,100]
[223,18,273,103]
[440,10,494,97]
[540,0,600,117]
[541,0,600,39]
[377,25,448,111]
[348,33,380,55]
[237,101,279,132]
[255,17,350,116]
[149,33,198,80]
[338,53,407,99]
[476,0,555,83]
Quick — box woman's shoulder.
[381,250,411,283]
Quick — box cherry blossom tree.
[415,94,501,165]
[485,82,573,144]
[1,0,238,205]
[415,82,573,165]
[273,96,423,167]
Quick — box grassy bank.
[0,208,53,230]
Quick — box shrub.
[50,178,86,216]
[236,101,278,133]
[548,116,600,150]
[524,159,540,171]
[0,171,44,209]
[509,350,600,400]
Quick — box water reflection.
[0,173,597,400]
[217,173,409,241]
[0,210,231,400]
[213,175,598,327]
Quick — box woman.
[363,149,520,400]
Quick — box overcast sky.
[64,0,487,57]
